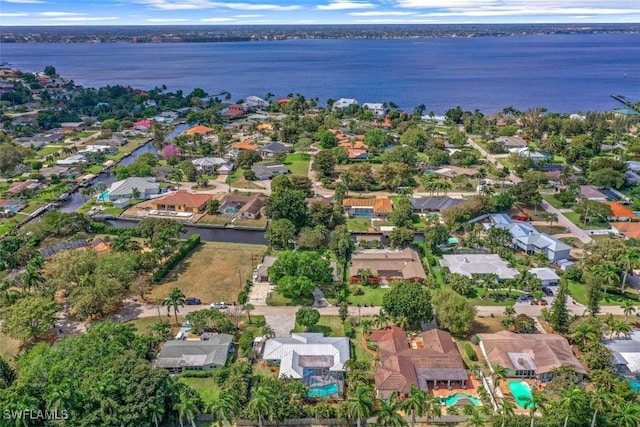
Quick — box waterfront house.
[342,197,393,219]
[350,248,426,283]
[496,136,527,150]
[370,326,468,399]
[251,163,289,180]
[184,125,214,137]
[218,194,264,220]
[5,180,41,197]
[191,157,233,174]
[477,331,587,381]
[256,142,292,159]
[603,331,640,380]
[222,104,246,119]
[154,334,232,374]
[410,197,466,214]
[108,177,160,201]
[262,333,350,397]
[151,190,212,214]
[333,98,358,109]
[244,96,269,110]
[362,102,386,118]
[439,254,518,280]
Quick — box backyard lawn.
[178,377,220,406]
[229,169,266,190]
[346,285,389,306]
[346,218,371,232]
[149,242,266,305]
[542,193,569,209]
[266,291,314,307]
[284,153,311,176]
[564,212,610,230]
[293,315,345,336]
[568,281,640,306]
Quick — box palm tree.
[620,248,640,290]
[612,319,631,339]
[242,303,255,325]
[611,401,640,427]
[466,407,487,427]
[357,268,374,285]
[246,386,272,427]
[423,393,441,422]
[174,390,200,427]
[621,300,636,321]
[95,182,107,204]
[162,287,186,326]
[130,187,141,201]
[374,309,390,329]
[522,389,546,427]
[376,392,408,427]
[400,384,427,427]
[545,212,558,227]
[498,400,516,427]
[588,390,611,427]
[559,386,585,427]
[148,400,165,427]
[590,263,621,295]
[570,323,598,348]
[208,392,238,427]
[492,364,507,391]
[344,386,374,427]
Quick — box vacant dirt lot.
[149,242,267,305]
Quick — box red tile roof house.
[342,197,393,220]
[369,326,469,399]
[222,104,246,119]
[151,190,212,214]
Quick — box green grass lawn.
[284,153,311,176]
[346,218,371,232]
[542,193,567,209]
[535,225,569,235]
[266,291,314,306]
[178,377,220,406]
[36,146,63,157]
[568,281,639,306]
[347,285,389,306]
[294,315,345,336]
[564,212,610,230]
[85,164,104,174]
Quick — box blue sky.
[1,0,639,25]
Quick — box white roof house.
[439,254,519,279]
[108,177,160,201]
[362,102,386,117]
[605,331,640,375]
[262,333,350,379]
[333,98,358,109]
[245,96,269,110]
[530,268,560,285]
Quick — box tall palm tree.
[590,263,621,295]
[148,400,165,427]
[374,309,390,329]
[522,389,546,427]
[492,364,507,391]
[208,392,238,427]
[621,300,636,321]
[620,248,640,290]
[130,187,141,201]
[173,390,200,427]
[570,323,597,348]
[423,393,441,422]
[612,319,631,339]
[162,287,186,326]
[466,407,488,427]
[588,390,611,427]
[559,386,586,427]
[611,401,640,427]
[400,384,427,427]
[246,386,272,427]
[375,392,408,427]
[498,400,516,427]
[546,212,559,227]
[344,386,374,427]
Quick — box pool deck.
[500,379,539,414]
[429,373,481,399]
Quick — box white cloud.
[38,12,85,17]
[349,11,416,16]
[0,12,29,17]
[3,0,47,3]
[200,17,238,22]
[145,18,189,22]
[316,1,376,10]
[136,1,302,11]
[38,17,120,21]
[234,14,262,18]
[417,7,640,17]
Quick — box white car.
[211,302,227,309]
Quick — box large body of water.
[2,33,639,113]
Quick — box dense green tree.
[389,196,414,228]
[423,224,450,251]
[513,314,536,334]
[276,275,315,300]
[264,188,308,230]
[0,295,58,342]
[432,289,476,336]
[381,145,418,167]
[343,385,375,427]
[389,227,415,248]
[329,226,355,284]
[315,129,338,149]
[295,307,320,331]
[265,218,296,249]
[268,251,333,284]
[382,280,433,326]
[549,279,571,333]
[313,149,336,177]
[376,392,408,427]
[235,150,262,169]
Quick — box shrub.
[152,234,201,282]
[180,370,214,378]
[464,343,478,361]
[344,321,353,338]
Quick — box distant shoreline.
[2,23,639,44]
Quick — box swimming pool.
[440,393,481,406]
[508,380,533,408]
[307,383,339,398]
[96,191,109,203]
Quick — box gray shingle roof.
[155,335,232,369]
[410,197,466,212]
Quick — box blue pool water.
[440,393,481,406]
[224,208,238,215]
[352,213,372,219]
[307,383,339,398]
[96,191,109,203]
[629,379,640,392]
[508,381,533,408]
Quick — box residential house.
[579,185,608,201]
[154,334,233,374]
[604,202,638,222]
[222,104,246,119]
[603,331,640,380]
[421,115,447,125]
[333,98,358,109]
[133,119,152,130]
[350,248,427,283]
[251,163,289,180]
[342,197,393,219]
[4,180,41,196]
[433,166,478,180]
[0,199,26,214]
[151,190,212,214]
[362,102,386,118]
[370,326,468,399]
[245,96,269,110]
[410,197,466,214]
[610,222,640,240]
[530,268,560,286]
[496,136,527,150]
[256,142,292,159]
[108,177,160,201]
[232,140,259,151]
[191,157,233,174]
[477,331,588,381]
[439,254,518,280]
[509,147,553,163]
[262,333,350,397]
[184,125,214,137]
[218,194,264,219]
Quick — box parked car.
[211,302,227,309]
[185,297,201,305]
[542,287,554,296]
[517,294,533,302]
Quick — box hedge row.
[464,343,478,361]
[91,221,140,237]
[344,321,353,338]
[152,234,201,282]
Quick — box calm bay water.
[1,33,639,113]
